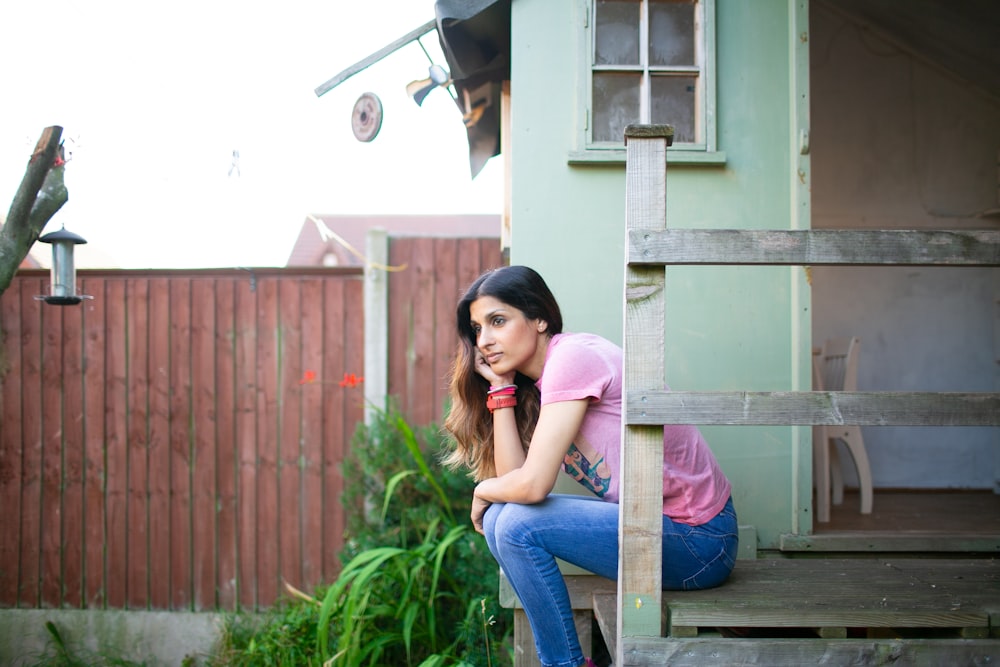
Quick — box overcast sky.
[0,1,503,268]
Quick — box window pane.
[593,72,640,142]
[651,75,696,142]
[649,0,695,67]
[595,0,639,65]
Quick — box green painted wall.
[508,0,812,549]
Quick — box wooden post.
[501,80,513,262]
[364,229,389,425]
[618,124,673,662]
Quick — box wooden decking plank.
[499,572,614,610]
[592,593,618,655]
[623,636,1000,666]
[662,559,996,633]
[780,531,1000,552]
[667,607,987,630]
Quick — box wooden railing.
[616,125,1000,664]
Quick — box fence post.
[618,124,673,662]
[364,229,389,425]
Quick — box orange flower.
[339,372,364,388]
[299,370,317,385]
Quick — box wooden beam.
[780,532,1000,552]
[314,19,437,98]
[625,390,1000,426]
[627,229,1000,266]
[618,124,674,661]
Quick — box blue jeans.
[483,495,738,667]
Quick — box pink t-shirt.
[536,333,732,526]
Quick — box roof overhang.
[313,1,511,178]
[434,0,511,177]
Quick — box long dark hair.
[443,266,563,480]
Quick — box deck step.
[621,635,1000,666]
[590,558,999,665]
[660,558,998,639]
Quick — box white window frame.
[570,0,725,165]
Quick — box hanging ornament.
[351,92,383,142]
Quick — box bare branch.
[0,126,69,296]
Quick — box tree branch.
[0,125,69,296]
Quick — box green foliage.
[25,622,148,667]
[210,402,511,667]
[209,594,326,667]
[326,402,511,666]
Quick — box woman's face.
[468,295,549,380]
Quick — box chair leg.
[837,426,874,515]
[813,426,831,523]
[829,442,845,506]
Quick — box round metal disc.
[351,92,383,142]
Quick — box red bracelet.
[486,395,517,413]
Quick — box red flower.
[299,370,317,385]
[339,372,364,388]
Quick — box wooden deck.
[783,490,1000,553]
[823,490,1000,534]
[502,554,1000,666]
[501,494,1000,665]
[589,557,999,665]
[504,492,1000,665]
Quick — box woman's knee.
[484,501,528,541]
[484,501,552,557]
[482,502,505,551]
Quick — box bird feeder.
[36,226,91,305]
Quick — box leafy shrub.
[322,402,511,666]
[209,594,325,667]
[211,402,511,667]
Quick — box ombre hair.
[443,266,563,480]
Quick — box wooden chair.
[813,337,874,522]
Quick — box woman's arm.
[470,399,588,533]
[477,399,589,504]
[491,406,527,475]
[472,350,529,476]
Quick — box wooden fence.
[0,236,503,612]
[386,236,505,426]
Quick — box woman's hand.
[474,350,514,387]
[470,493,492,535]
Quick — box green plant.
[208,402,512,667]
[323,401,512,666]
[209,593,325,667]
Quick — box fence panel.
[387,236,505,425]
[0,269,363,611]
[1,239,497,611]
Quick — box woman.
[444,266,737,667]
